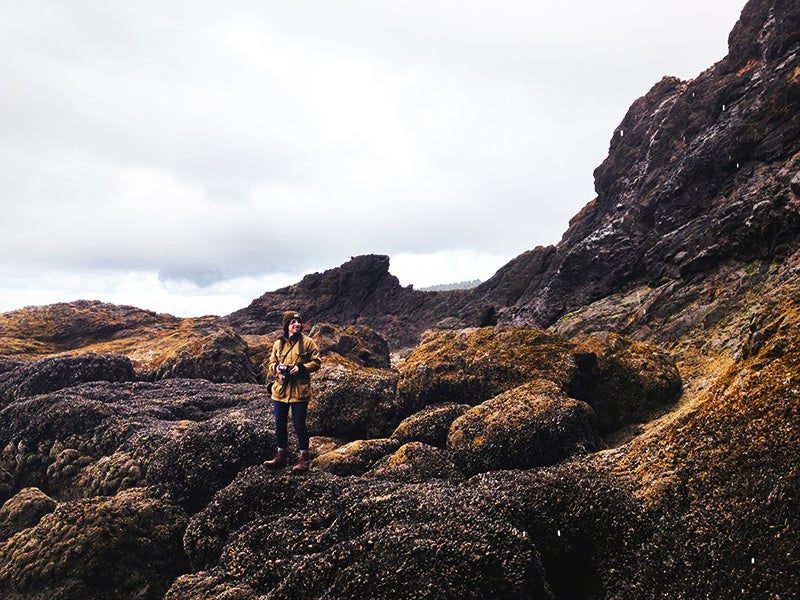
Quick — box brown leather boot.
[265,448,287,469]
[291,451,311,474]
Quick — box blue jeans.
[273,401,309,452]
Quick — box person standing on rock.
[265,310,321,473]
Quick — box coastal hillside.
[0,0,798,598]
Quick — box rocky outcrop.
[0,1,798,598]
[0,354,134,405]
[483,0,800,336]
[0,301,260,383]
[227,254,485,349]
[226,0,800,354]
[573,331,683,433]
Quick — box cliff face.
[1,1,799,599]
[481,0,800,335]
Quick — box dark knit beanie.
[282,311,302,334]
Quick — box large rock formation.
[227,0,800,354]
[227,254,484,349]
[0,301,260,383]
[0,1,798,598]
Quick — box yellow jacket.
[267,333,321,403]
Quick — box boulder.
[312,438,401,476]
[0,487,56,542]
[390,402,471,447]
[396,326,590,414]
[0,488,189,600]
[310,322,391,368]
[150,327,259,383]
[143,410,275,513]
[448,379,605,475]
[308,355,400,440]
[365,442,463,482]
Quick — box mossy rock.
[448,379,605,475]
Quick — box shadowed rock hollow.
[1,1,799,597]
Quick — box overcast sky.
[1,1,747,317]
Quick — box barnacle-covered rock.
[312,438,401,477]
[143,409,275,513]
[310,322,391,369]
[0,354,134,405]
[0,301,259,383]
[573,332,682,433]
[181,467,553,599]
[448,379,605,475]
[0,487,56,542]
[390,402,471,447]
[396,327,589,413]
[308,354,400,439]
[0,488,189,600]
[365,442,463,482]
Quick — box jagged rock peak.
[489,0,800,332]
[227,254,488,348]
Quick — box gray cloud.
[0,0,747,316]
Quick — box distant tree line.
[419,279,482,292]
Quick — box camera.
[277,364,292,384]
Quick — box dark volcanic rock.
[497,0,800,331]
[395,326,681,438]
[150,327,260,384]
[143,409,275,513]
[227,254,489,349]
[0,354,134,405]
